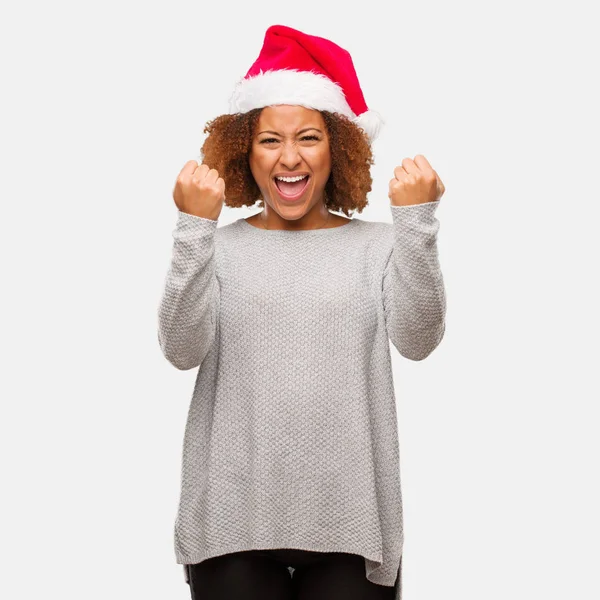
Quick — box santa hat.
[228,25,383,142]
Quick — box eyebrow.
[257,128,323,136]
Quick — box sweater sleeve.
[382,201,446,361]
[157,210,220,370]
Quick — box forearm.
[383,201,446,360]
[157,211,220,370]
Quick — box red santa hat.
[228,25,384,142]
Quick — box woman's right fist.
[173,161,225,221]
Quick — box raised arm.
[157,160,225,370]
[157,211,220,370]
[382,201,446,361]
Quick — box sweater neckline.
[238,216,360,235]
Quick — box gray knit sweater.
[157,201,446,600]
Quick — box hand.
[388,155,445,207]
[173,161,225,220]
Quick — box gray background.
[1,1,598,599]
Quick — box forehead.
[256,105,325,132]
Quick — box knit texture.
[157,202,446,600]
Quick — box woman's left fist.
[388,155,445,207]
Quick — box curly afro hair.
[198,108,375,217]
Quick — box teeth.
[275,175,308,183]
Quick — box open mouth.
[273,175,310,201]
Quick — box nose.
[279,140,302,170]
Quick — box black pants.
[187,548,395,600]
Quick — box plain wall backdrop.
[1,1,599,599]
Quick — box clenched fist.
[388,155,445,207]
[173,161,225,221]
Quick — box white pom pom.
[354,110,384,142]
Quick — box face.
[249,105,332,220]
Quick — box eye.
[259,135,321,144]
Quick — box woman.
[158,25,446,600]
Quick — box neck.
[261,207,331,231]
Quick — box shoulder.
[351,216,394,246]
[347,218,394,273]
[213,218,242,240]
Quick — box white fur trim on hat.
[228,69,383,141]
[229,69,354,117]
